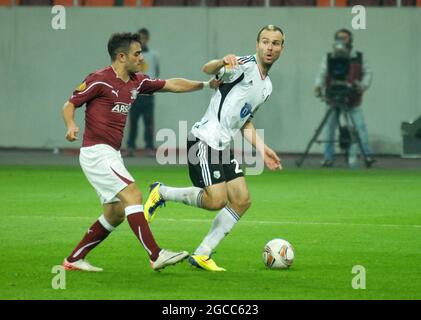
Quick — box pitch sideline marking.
[159,218,421,229]
[4,215,421,229]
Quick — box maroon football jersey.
[69,66,166,150]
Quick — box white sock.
[194,206,241,256]
[98,214,116,231]
[160,185,203,208]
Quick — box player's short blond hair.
[257,25,285,45]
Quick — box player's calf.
[65,214,115,264]
[229,195,252,215]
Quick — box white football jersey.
[191,55,272,150]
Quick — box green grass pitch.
[0,165,420,299]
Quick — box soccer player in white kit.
[61,33,219,272]
[144,25,284,271]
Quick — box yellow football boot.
[144,182,166,223]
[188,255,226,272]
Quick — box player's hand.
[209,78,222,89]
[264,147,282,171]
[65,126,79,142]
[222,54,243,69]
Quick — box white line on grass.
[4,215,421,229]
[159,218,421,229]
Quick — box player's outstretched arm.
[241,121,282,171]
[202,54,243,75]
[62,101,79,142]
[159,78,220,93]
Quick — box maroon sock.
[67,219,111,263]
[126,210,161,261]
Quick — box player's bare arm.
[202,54,244,75]
[241,120,282,170]
[159,78,220,93]
[62,101,79,142]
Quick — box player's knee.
[119,183,139,205]
[235,195,252,212]
[203,188,227,210]
[209,197,227,210]
[114,211,125,224]
[216,198,228,210]
[242,196,252,210]
[104,210,125,227]
[133,189,142,203]
[126,184,143,204]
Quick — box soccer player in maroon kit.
[62,33,219,272]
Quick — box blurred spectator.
[153,0,201,5]
[126,28,160,157]
[20,0,52,5]
[271,0,315,5]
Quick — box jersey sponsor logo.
[75,81,87,92]
[111,89,119,97]
[111,103,131,114]
[240,103,252,119]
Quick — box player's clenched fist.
[222,54,243,68]
[209,78,222,89]
[66,126,79,141]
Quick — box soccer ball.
[263,238,295,269]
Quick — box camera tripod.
[296,103,372,168]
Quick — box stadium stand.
[19,0,53,5]
[53,0,74,5]
[0,0,152,5]
[347,0,417,6]
[208,0,264,6]
[153,0,201,6]
[0,0,420,8]
[270,0,316,5]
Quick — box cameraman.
[314,29,375,168]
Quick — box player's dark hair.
[107,32,140,61]
[138,28,150,37]
[335,28,353,45]
[257,25,285,45]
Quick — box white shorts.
[79,144,135,204]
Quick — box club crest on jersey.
[111,103,131,114]
[130,89,138,100]
[240,103,252,119]
[213,171,221,179]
